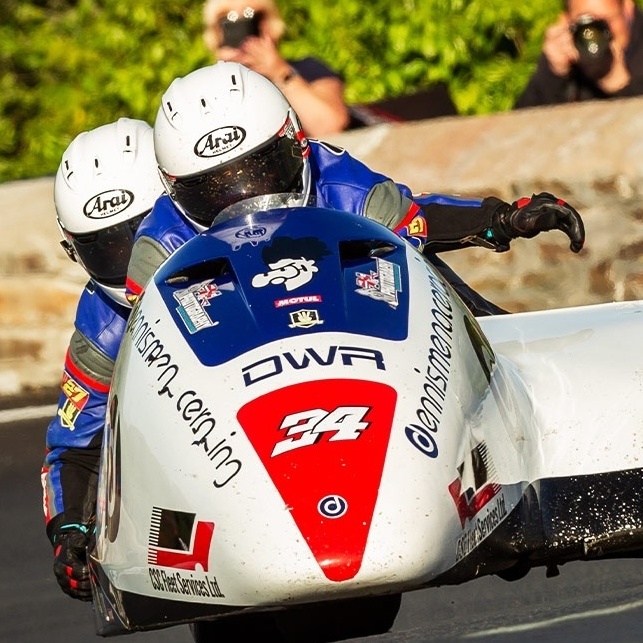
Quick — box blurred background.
[1,0,569,182]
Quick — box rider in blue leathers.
[126,62,584,306]
[42,118,164,601]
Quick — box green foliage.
[1,0,630,181]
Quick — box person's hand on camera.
[543,14,579,77]
[51,524,93,601]
[490,192,585,253]
[237,35,292,85]
[596,40,630,93]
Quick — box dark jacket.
[515,6,643,108]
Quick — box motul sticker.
[237,379,397,582]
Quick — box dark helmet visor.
[67,213,147,286]
[166,133,304,227]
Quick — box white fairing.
[90,204,643,633]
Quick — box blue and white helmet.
[55,118,165,306]
[154,61,311,228]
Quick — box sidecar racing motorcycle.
[89,195,643,641]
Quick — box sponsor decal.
[404,271,453,458]
[288,309,323,329]
[57,372,90,429]
[235,225,267,243]
[213,214,288,250]
[148,568,224,598]
[251,236,330,292]
[173,279,221,334]
[147,507,224,598]
[241,345,385,386]
[400,213,427,240]
[274,294,322,308]
[455,494,507,563]
[194,126,245,157]
[355,257,402,308]
[318,495,348,519]
[126,308,241,488]
[148,506,215,571]
[449,442,501,527]
[237,379,397,582]
[451,442,506,562]
[83,189,134,219]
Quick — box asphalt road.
[3,407,643,643]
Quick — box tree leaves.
[1,0,577,181]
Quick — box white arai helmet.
[55,118,165,306]
[154,61,311,228]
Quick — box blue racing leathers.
[126,140,497,299]
[42,281,129,541]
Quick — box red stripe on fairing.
[64,351,110,394]
[237,379,397,582]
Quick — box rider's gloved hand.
[488,192,585,253]
[51,524,93,601]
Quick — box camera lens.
[571,15,613,80]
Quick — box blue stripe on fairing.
[154,206,412,367]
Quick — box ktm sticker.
[173,279,221,334]
[57,372,89,429]
[355,257,402,308]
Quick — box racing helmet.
[154,61,311,228]
[55,118,165,306]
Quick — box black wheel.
[274,593,402,643]
[190,594,402,643]
[190,612,284,643]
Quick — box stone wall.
[2,97,642,402]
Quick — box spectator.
[515,0,643,108]
[202,0,350,136]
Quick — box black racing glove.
[488,192,585,253]
[51,524,93,601]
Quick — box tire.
[190,593,402,643]
[190,612,284,643]
[274,593,402,643]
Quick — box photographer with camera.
[203,0,350,137]
[515,0,643,108]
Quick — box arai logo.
[195,126,246,157]
[83,189,134,219]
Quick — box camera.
[570,14,613,80]
[220,13,261,48]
